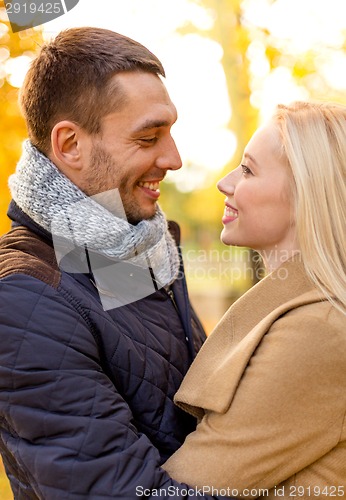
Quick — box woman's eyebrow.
[244,152,258,165]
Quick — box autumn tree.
[0,1,43,235]
[183,0,346,173]
[161,0,258,232]
[167,0,346,287]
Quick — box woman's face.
[217,121,298,268]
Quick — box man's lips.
[138,180,161,190]
[137,180,161,199]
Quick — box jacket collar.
[8,200,53,244]
[224,255,314,345]
[174,256,325,418]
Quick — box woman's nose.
[217,167,239,195]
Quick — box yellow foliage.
[0,1,43,235]
[0,458,13,499]
[265,45,282,68]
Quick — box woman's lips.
[222,203,239,224]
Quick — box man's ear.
[50,121,85,172]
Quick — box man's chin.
[126,205,158,225]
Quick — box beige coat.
[163,258,346,498]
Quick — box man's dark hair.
[19,27,165,154]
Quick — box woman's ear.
[50,121,83,172]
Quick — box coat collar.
[174,256,325,418]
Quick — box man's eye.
[139,137,157,145]
[241,164,253,175]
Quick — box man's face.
[80,72,182,224]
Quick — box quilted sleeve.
[0,274,220,499]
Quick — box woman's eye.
[241,164,252,175]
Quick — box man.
[0,28,222,499]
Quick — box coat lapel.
[174,257,325,417]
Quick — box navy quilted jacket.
[0,202,220,499]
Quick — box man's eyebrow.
[133,119,172,133]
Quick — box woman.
[163,101,346,498]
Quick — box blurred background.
[0,0,346,494]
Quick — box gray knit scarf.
[9,140,180,288]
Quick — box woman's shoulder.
[265,297,346,375]
[280,293,345,333]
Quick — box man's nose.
[156,136,182,171]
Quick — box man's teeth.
[138,181,160,191]
[225,207,238,218]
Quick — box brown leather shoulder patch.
[0,226,61,288]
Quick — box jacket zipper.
[167,287,190,344]
[167,288,179,313]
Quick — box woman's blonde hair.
[273,101,346,315]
